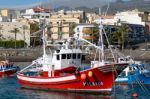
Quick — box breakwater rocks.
[0,48,43,62]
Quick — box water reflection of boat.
[17,23,128,94]
[115,63,150,85]
[0,60,19,77]
[18,88,112,99]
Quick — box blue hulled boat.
[115,63,150,85]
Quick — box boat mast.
[42,19,46,57]
[99,20,104,63]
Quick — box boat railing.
[18,63,35,73]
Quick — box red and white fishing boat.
[17,24,128,94]
[0,60,19,77]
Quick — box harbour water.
[0,62,150,99]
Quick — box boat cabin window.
[119,71,126,77]
[133,67,136,70]
[57,55,60,60]
[73,54,76,59]
[120,59,124,61]
[129,67,132,71]
[67,54,71,59]
[82,55,85,61]
[56,50,60,53]
[62,54,66,59]
[136,66,139,70]
[141,67,144,70]
[78,54,81,59]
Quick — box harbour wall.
[0,48,150,62]
[122,50,150,62]
[0,48,43,62]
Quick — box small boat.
[0,60,19,77]
[115,62,150,85]
[17,24,128,94]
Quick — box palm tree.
[57,21,63,40]
[112,28,122,46]
[30,22,39,33]
[112,24,131,49]
[69,22,76,37]
[30,22,40,47]
[22,25,28,48]
[10,28,20,49]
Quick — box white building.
[74,24,97,40]
[20,7,51,22]
[94,15,115,25]
[0,22,30,46]
[0,15,2,22]
[114,10,145,26]
[94,10,147,26]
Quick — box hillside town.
[1,1,150,98]
[0,7,150,61]
[0,7,150,46]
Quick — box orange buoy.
[132,92,139,97]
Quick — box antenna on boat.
[101,0,117,63]
[99,8,101,15]
[104,0,110,16]
[42,19,47,57]
[99,20,104,63]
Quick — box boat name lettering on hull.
[83,82,103,86]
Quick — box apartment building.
[0,9,19,22]
[0,22,30,46]
[20,7,51,22]
[74,24,99,43]
[48,10,83,40]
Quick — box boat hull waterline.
[0,68,18,77]
[17,63,127,94]
[115,63,150,85]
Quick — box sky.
[0,0,116,8]
[0,0,47,8]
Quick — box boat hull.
[128,73,150,85]
[0,68,18,77]
[115,73,150,85]
[17,63,127,94]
